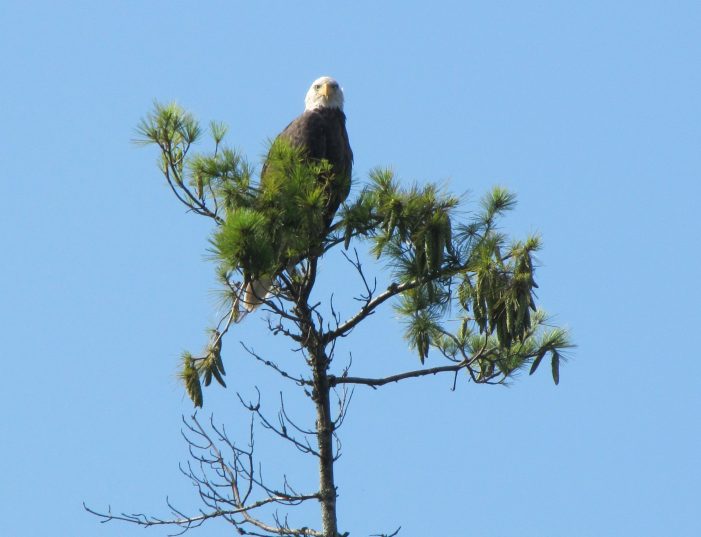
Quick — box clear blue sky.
[2,1,700,536]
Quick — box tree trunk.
[298,257,339,537]
[313,349,338,537]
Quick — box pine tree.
[87,102,573,537]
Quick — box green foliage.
[136,101,340,282]
[137,102,573,405]
[189,148,253,206]
[528,326,571,385]
[340,169,572,383]
[257,139,332,260]
[137,103,366,405]
[480,186,517,224]
[211,208,275,276]
[467,235,540,348]
[358,168,459,273]
[207,139,341,304]
[209,120,228,145]
[179,352,203,408]
[425,311,573,385]
[201,330,227,389]
[136,101,202,149]
[178,331,228,407]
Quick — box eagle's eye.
[314,84,321,90]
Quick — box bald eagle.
[267,76,353,225]
[241,76,353,312]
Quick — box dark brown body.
[276,106,353,226]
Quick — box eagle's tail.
[234,275,274,316]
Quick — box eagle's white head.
[304,76,344,111]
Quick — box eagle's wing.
[278,110,327,160]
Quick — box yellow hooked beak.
[319,83,331,98]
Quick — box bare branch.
[241,343,311,386]
[87,412,322,537]
[324,257,475,345]
[329,362,468,389]
[331,385,354,430]
[341,248,377,304]
[371,526,402,537]
[322,280,404,343]
[279,393,317,436]
[238,392,320,458]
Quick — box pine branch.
[163,143,224,224]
